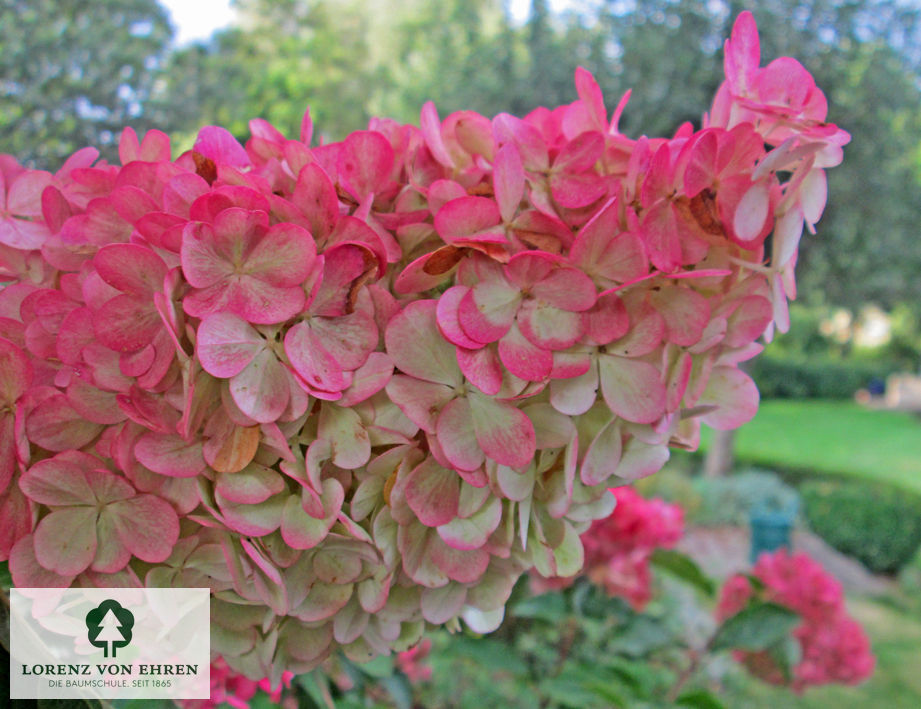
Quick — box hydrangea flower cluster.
[396,636,434,684]
[531,486,683,609]
[717,549,875,690]
[0,13,847,682]
[180,659,294,709]
[581,487,683,608]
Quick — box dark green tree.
[0,0,174,167]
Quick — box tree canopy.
[0,0,174,165]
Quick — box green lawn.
[699,400,921,495]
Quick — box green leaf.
[0,560,12,589]
[710,602,800,653]
[675,689,728,709]
[649,549,715,597]
[328,700,366,709]
[445,637,529,676]
[512,591,567,623]
[609,615,674,658]
[539,676,605,708]
[360,653,395,679]
[583,679,627,707]
[571,581,631,620]
[743,573,766,593]
[766,634,803,682]
[381,673,414,709]
[601,663,642,691]
[295,671,334,709]
[249,692,282,709]
[600,657,666,698]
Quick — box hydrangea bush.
[0,12,848,682]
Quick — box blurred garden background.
[3,0,921,706]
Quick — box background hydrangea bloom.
[717,549,875,691]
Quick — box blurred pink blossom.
[717,549,875,691]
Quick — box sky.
[159,0,581,45]
[160,0,236,45]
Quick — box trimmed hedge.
[800,479,921,574]
[749,355,897,399]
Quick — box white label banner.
[9,587,210,700]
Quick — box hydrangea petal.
[493,143,525,223]
[404,457,460,527]
[338,130,394,200]
[197,312,263,378]
[458,279,519,344]
[385,300,460,386]
[19,453,97,506]
[420,583,467,625]
[469,392,535,469]
[9,535,74,588]
[244,222,316,287]
[699,366,760,430]
[437,496,502,550]
[94,243,167,296]
[385,375,454,433]
[434,196,502,242]
[94,295,163,353]
[217,464,286,505]
[33,507,98,575]
[430,541,490,584]
[230,349,290,423]
[580,418,622,486]
[435,397,484,472]
[498,323,553,381]
[308,311,377,371]
[26,395,104,451]
[135,432,207,478]
[518,300,585,350]
[549,364,598,416]
[650,286,710,346]
[285,321,349,393]
[456,345,503,396]
[436,286,482,349]
[530,267,596,311]
[599,354,666,424]
[318,404,371,470]
[614,438,670,481]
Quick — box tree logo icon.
[86,599,135,658]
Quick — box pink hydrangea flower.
[0,160,51,249]
[181,208,316,324]
[397,637,433,684]
[179,658,294,709]
[717,549,875,691]
[16,451,179,578]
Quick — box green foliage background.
[801,479,921,573]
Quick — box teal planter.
[749,500,798,564]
